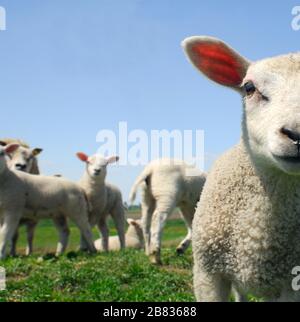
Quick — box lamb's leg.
[141,192,155,256]
[176,226,192,255]
[232,286,248,302]
[194,264,231,302]
[97,218,109,252]
[53,215,70,256]
[79,234,88,251]
[79,217,95,252]
[25,220,38,256]
[0,212,22,260]
[176,206,193,255]
[110,207,126,250]
[149,199,175,265]
[10,227,19,257]
[71,213,96,254]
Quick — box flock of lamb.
[1,34,300,302]
[0,138,206,265]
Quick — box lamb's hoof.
[149,251,162,265]
[66,251,78,259]
[78,247,88,253]
[176,247,185,256]
[88,247,98,254]
[42,253,57,261]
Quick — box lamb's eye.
[244,81,256,96]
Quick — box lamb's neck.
[81,171,106,191]
[0,166,12,183]
[30,159,40,175]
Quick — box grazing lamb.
[76,152,126,252]
[94,218,143,251]
[0,144,96,259]
[182,35,300,301]
[0,138,46,256]
[129,159,206,265]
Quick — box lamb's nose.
[15,163,26,171]
[280,127,300,143]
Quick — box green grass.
[0,218,195,302]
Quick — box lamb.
[94,218,143,251]
[0,138,46,256]
[76,152,126,252]
[182,35,300,301]
[129,158,206,265]
[0,143,96,259]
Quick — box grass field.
[0,218,196,302]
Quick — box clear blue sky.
[0,0,299,201]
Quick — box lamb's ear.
[76,152,89,162]
[182,36,250,90]
[32,148,43,156]
[5,144,19,154]
[0,140,7,146]
[106,156,119,164]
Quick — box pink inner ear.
[5,144,19,154]
[76,152,89,162]
[191,43,244,86]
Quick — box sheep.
[129,158,206,265]
[76,152,126,252]
[0,138,46,256]
[182,35,300,301]
[0,143,96,259]
[94,218,143,251]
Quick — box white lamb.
[129,159,206,265]
[0,143,96,259]
[76,152,126,251]
[94,218,143,251]
[0,138,71,256]
[183,35,300,301]
[0,138,49,256]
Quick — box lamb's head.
[0,140,42,173]
[0,144,20,174]
[9,146,42,173]
[182,36,300,175]
[76,152,119,181]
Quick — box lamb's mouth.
[272,154,300,164]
